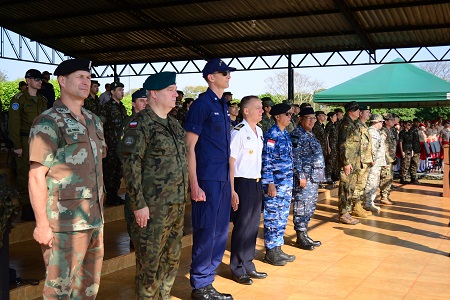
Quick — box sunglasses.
[32,78,42,82]
[284,112,293,117]
[214,71,230,76]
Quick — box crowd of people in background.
[2,58,449,300]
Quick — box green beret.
[143,72,176,90]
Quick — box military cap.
[315,110,326,116]
[413,117,420,123]
[358,104,371,111]
[344,101,359,112]
[334,108,344,113]
[25,69,42,79]
[54,59,91,76]
[327,111,336,118]
[299,107,315,116]
[369,114,384,123]
[383,113,395,120]
[177,90,184,95]
[300,102,312,110]
[42,71,52,76]
[18,81,27,90]
[227,99,239,107]
[110,81,125,91]
[131,88,147,102]
[223,91,233,96]
[90,80,100,87]
[202,58,236,78]
[262,98,275,107]
[270,103,291,116]
[143,72,176,90]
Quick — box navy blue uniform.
[185,88,231,289]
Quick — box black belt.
[20,131,30,137]
[235,177,260,182]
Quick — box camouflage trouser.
[364,165,382,207]
[102,149,122,197]
[293,181,318,231]
[352,164,370,204]
[400,152,420,178]
[338,170,357,215]
[263,180,292,249]
[124,194,133,238]
[379,164,394,199]
[41,227,104,300]
[130,203,185,300]
[14,136,30,206]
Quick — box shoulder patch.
[233,123,245,131]
[11,103,19,110]
[129,121,138,128]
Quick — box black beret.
[344,101,359,112]
[270,103,291,116]
[110,81,124,90]
[131,88,147,102]
[223,91,233,96]
[300,102,312,110]
[143,72,176,90]
[334,108,343,113]
[25,69,42,79]
[54,59,91,76]
[90,80,100,87]
[327,111,336,118]
[315,110,325,116]
[299,107,315,116]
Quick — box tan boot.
[351,202,369,218]
[339,212,360,225]
[380,197,393,205]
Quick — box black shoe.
[247,270,267,279]
[295,231,315,250]
[21,204,35,221]
[276,246,296,262]
[232,274,253,285]
[191,284,233,300]
[305,231,322,247]
[263,248,287,266]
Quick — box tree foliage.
[183,85,208,99]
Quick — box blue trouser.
[263,180,292,250]
[293,181,318,231]
[230,178,262,276]
[190,180,231,289]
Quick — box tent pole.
[288,54,294,102]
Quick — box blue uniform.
[184,88,231,289]
[261,124,293,249]
[290,126,325,232]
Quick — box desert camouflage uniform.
[364,126,387,207]
[259,114,275,134]
[83,94,101,116]
[325,121,339,180]
[29,99,105,299]
[120,106,188,299]
[338,115,360,215]
[99,99,127,202]
[379,127,396,199]
[353,119,373,203]
[8,90,47,206]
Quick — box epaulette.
[14,92,23,99]
[233,123,245,131]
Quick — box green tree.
[258,93,285,104]
[183,85,208,99]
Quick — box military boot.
[400,177,409,184]
[410,176,421,185]
[276,246,296,262]
[295,231,314,250]
[305,230,321,247]
[380,197,393,205]
[263,248,287,266]
[351,202,369,218]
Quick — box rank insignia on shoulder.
[234,124,245,131]
[129,121,138,128]
[267,139,275,147]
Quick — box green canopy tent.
[313,58,450,108]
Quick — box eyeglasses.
[32,78,42,82]
[214,71,230,76]
[303,116,317,121]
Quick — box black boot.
[276,246,295,262]
[400,177,409,184]
[295,231,314,250]
[305,230,321,247]
[263,248,287,266]
[410,176,421,184]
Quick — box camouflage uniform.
[312,121,327,158]
[338,115,360,215]
[379,127,396,199]
[83,94,101,116]
[8,90,47,206]
[29,99,105,299]
[399,128,420,179]
[410,126,421,179]
[99,99,128,202]
[325,121,339,180]
[259,114,275,134]
[120,106,188,299]
[353,119,373,203]
[262,124,293,249]
[291,126,325,232]
[364,126,387,207]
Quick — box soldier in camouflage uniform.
[259,97,275,133]
[99,81,128,205]
[262,103,296,266]
[83,80,101,116]
[337,101,361,225]
[409,118,422,184]
[121,72,187,299]
[378,113,397,205]
[325,112,339,182]
[28,59,105,299]
[291,107,325,251]
[8,69,47,221]
[352,105,373,218]
[312,111,327,159]
[399,119,421,184]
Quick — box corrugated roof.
[0,0,448,65]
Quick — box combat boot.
[263,248,287,266]
[339,213,359,225]
[380,197,393,205]
[351,202,369,218]
[295,231,314,250]
[276,246,296,262]
[305,230,321,247]
[400,177,409,184]
[410,176,421,185]
[364,204,380,214]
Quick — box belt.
[235,177,260,182]
[20,131,30,137]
